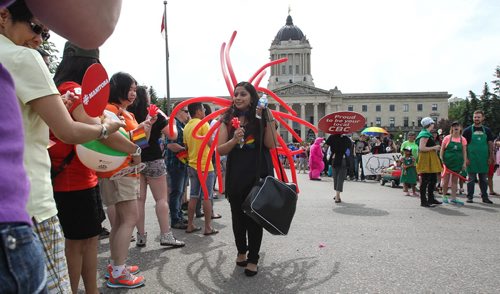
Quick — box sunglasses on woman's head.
[28,21,50,41]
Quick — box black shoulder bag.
[241,111,298,235]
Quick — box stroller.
[379,164,402,188]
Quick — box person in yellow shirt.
[183,102,218,236]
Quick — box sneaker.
[105,264,140,279]
[466,198,473,203]
[482,198,493,204]
[106,268,144,289]
[442,196,449,204]
[412,192,419,197]
[171,222,188,230]
[160,231,185,248]
[136,232,147,247]
[450,199,464,205]
[405,192,411,196]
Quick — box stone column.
[300,103,306,141]
[326,102,333,115]
[313,102,319,127]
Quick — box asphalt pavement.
[89,172,500,293]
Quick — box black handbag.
[242,112,298,235]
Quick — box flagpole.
[163,1,171,115]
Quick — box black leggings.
[229,194,263,264]
[420,173,438,204]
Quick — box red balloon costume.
[167,31,318,199]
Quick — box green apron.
[443,138,463,172]
[467,126,489,173]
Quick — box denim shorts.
[0,223,48,294]
[187,166,215,200]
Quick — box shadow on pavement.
[185,251,340,294]
[333,203,389,217]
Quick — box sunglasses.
[182,109,189,113]
[28,21,50,41]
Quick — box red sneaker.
[106,268,145,289]
[105,264,140,279]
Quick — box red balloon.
[168,97,231,137]
[253,70,266,89]
[220,43,234,98]
[192,107,228,140]
[81,63,110,117]
[225,31,238,87]
[249,58,288,84]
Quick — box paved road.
[90,173,500,293]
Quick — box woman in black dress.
[217,82,277,277]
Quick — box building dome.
[273,15,305,44]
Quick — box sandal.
[335,198,341,203]
[203,228,219,236]
[185,226,201,233]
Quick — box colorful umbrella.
[361,127,389,136]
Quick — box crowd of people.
[1,1,500,293]
[293,113,500,208]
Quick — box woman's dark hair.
[109,72,137,104]
[127,85,148,123]
[222,81,260,129]
[7,0,32,23]
[53,57,99,86]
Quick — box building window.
[432,104,438,111]
[295,65,299,74]
[417,104,423,111]
[362,105,368,112]
[376,105,381,112]
[347,105,354,111]
[417,117,422,126]
[403,117,409,127]
[432,116,438,123]
[281,65,286,74]
[389,117,395,127]
[389,104,395,112]
[403,104,409,112]
[376,117,381,126]
[289,65,293,74]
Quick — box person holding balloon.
[97,72,152,289]
[217,82,277,277]
[128,85,185,249]
[0,2,127,292]
[50,42,144,293]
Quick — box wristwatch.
[131,146,142,157]
[97,124,108,140]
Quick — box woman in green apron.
[416,117,443,207]
[439,122,467,205]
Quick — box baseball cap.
[421,117,435,128]
[451,121,460,126]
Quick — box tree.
[492,65,500,96]
[448,99,465,121]
[461,98,472,127]
[39,41,59,73]
[480,83,493,126]
[148,86,159,106]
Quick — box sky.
[50,0,500,99]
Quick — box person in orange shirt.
[98,72,152,289]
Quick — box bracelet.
[97,124,108,140]
[130,146,142,157]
